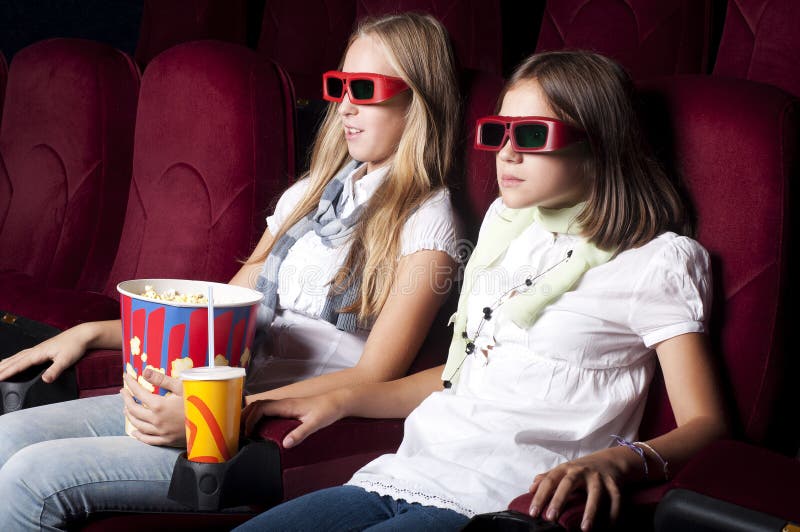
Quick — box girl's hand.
[0,324,91,383]
[528,449,628,532]
[121,369,186,447]
[242,391,346,448]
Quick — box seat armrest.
[255,416,405,468]
[666,439,800,523]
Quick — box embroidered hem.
[347,477,475,517]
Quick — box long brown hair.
[504,50,686,251]
[253,13,460,324]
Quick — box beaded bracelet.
[612,434,648,478]
[634,441,670,481]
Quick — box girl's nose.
[338,91,357,116]
[498,138,522,163]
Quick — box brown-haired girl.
[235,50,727,531]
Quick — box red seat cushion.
[713,0,800,97]
[134,0,248,66]
[0,38,139,291]
[536,0,712,79]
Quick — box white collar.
[345,162,390,208]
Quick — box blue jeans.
[0,394,191,531]
[233,485,471,532]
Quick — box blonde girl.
[0,13,464,529]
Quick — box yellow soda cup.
[180,366,246,463]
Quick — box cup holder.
[167,439,283,511]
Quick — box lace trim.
[350,478,474,516]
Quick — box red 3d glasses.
[475,116,586,152]
[323,70,410,104]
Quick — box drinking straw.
[207,285,214,367]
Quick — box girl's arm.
[0,319,121,382]
[244,249,456,403]
[528,332,728,531]
[242,364,445,447]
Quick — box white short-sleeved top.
[245,162,462,393]
[348,197,712,517]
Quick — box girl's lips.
[344,125,363,140]
[500,175,524,187]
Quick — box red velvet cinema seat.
[257,0,357,102]
[0,39,139,293]
[713,0,800,97]
[0,40,295,397]
[535,0,713,79]
[503,75,797,530]
[134,0,248,67]
[355,0,503,76]
[0,52,7,125]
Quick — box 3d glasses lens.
[514,124,548,148]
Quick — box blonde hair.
[504,51,687,251]
[254,13,460,324]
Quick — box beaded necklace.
[443,248,573,388]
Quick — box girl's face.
[339,35,411,173]
[496,79,588,209]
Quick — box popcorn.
[171,357,194,377]
[140,284,208,304]
[141,353,147,363]
[240,347,251,367]
[214,354,229,367]
[130,336,141,356]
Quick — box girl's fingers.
[124,406,160,436]
[529,471,562,517]
[123,373,156,410]
[581,474,603,531]
[545,471,582,521]
[601,475,622,523]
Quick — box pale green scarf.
[441,201,615,385]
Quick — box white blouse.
[245,163,462,393]
[348,197,711,517]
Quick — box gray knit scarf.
[255,159,365,332]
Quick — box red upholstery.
[100,40,292,299]
[508,75,796,530]
[536,0,712,79]
[1,41,295,397]
[355,0,503,75]
[134,0,248,66]
[0,52,7,125]
[666,440,800,523]
[0,39,139,291]
[713,0,800,97]
[257,0,357,101]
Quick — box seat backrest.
[636,76,796,452]
[713,0,800,98]
[355,0,502,75]
[0,38,139,291]
[135,0,248,66]
[257,0,357,101]
[536,0,712,79]
[0,52,6,126]
[102,41,294,299]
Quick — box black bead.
[461,331,468,339]
[567,249,573,258]
[443,380,452,389]
[525,278,533,286]
[465,342,475,354]
[483,307,492,320]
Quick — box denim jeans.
[232,485,471,532]
[0,394,189,531]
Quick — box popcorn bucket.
[116,279,262,398]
